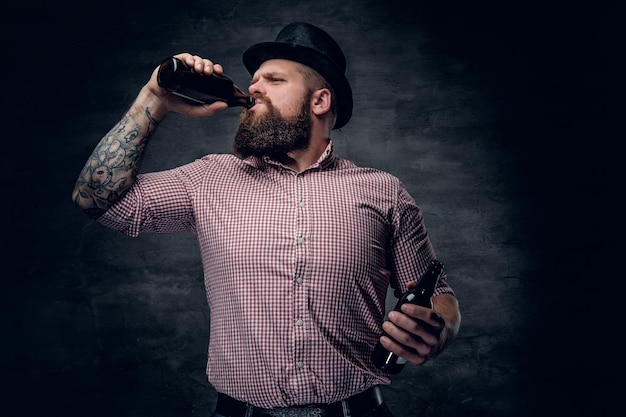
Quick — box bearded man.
[72,22,460,417]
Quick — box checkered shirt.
[98,141,454,408]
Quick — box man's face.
[233,60,313,159]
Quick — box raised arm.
[71,53,229,218]
[71,89,161,218]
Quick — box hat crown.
[274,22,346,72]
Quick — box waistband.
[215,386,385,417]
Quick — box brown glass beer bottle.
[157,56,255,108]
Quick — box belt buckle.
[268,407,323,417]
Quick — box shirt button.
[297,237,304,244]
[296,276,303,284]
[296,319,303,327]
[298,201,305,208]
[296,361,304,369]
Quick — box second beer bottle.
[157,56,255,108]
[371,259,444,374]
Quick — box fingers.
[378,334,426,366]
[379,307,445,366]
[175,53,224,76]
[400,303,446,333]
[182,100,229,118]
[384,311,438,348]
[148,53,229,117]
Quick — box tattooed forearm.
[72,106,160,217]
[145,106,160,136]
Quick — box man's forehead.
[255,59,300,75]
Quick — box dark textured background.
[2,0,622,416]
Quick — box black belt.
[215,386,385,417]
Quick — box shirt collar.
[243,140,336,172]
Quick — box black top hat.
[242,22,353,129]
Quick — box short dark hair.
[295,63,338,127]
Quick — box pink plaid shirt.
[98,141,454,408]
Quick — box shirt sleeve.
[97,161,203,237]
[387,182,455,297]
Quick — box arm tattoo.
[145,107,160,134]
[74,106,159,218]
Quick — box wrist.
[135,86,170,122]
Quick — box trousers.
[210,386,395,417]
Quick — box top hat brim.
[242,42,353,129]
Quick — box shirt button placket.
[293,174,308,375]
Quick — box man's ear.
[311,88,332,117]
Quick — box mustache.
[251,92,271,105]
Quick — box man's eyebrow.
[250,71,289,84]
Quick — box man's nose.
[248,80,264,96]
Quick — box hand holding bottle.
[372,260,447,373]
[144,53,231,120]
[378,298,446,367]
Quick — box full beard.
[233,94,312,160]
